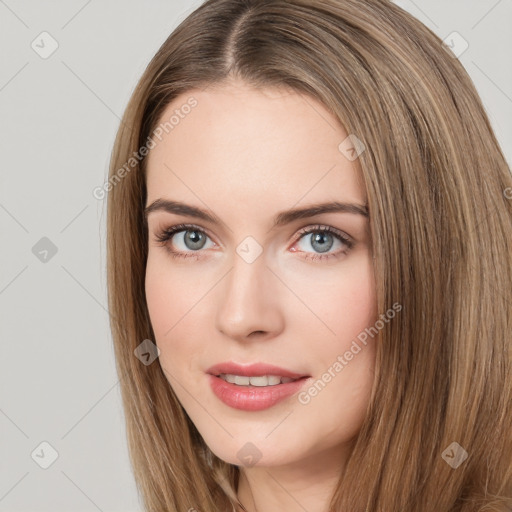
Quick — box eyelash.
[153,223,354,262]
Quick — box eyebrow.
[144,198,369,228]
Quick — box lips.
[206,361,309,380]
[206,362,311,411]
[207,374,311,411]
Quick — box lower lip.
[208,374,310,411]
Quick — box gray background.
[0,1,510,511]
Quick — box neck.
[234,443,349,512]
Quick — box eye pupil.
[311,232,333,253]
[185,230,206,250]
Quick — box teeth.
[234,375,250,385]
[248,375,281,386]
[219,374,297,386]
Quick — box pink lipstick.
[206,362,311,411]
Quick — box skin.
[144,78,378,512]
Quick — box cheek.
[144,253,213,374]
[145,255,221,416]
[297,260,377,439]
[289,255,377,345]
[144,252,199,336]
[145,258,172,337]
[333,260,377,340]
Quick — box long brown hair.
[106,0,512,510]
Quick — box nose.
[215,250,284,342]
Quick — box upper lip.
[206,362,309,379]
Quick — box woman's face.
[144,79,378,470]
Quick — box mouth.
[206,367,312,411]
[214,373,304,387]
[206,361,310,386]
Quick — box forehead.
[145,82,366,213]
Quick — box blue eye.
[154,223,214,260]
[153,223,354,262]
[292,225,354,261]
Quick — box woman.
[106,0,512,510]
